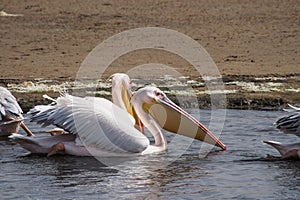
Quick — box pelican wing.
[283,104,300,112]
[275,104,300,136]
[0,87,23,120]
[29,95,149,154]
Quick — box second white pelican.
[0,86,34,136]
[10,74,226,156]
[263,104,300,160]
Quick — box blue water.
[0,109,299,199]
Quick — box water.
[0,109,299,199]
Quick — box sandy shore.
[0,0,299,110]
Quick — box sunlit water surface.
[0,109,299,199]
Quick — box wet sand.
[0,0,299,110]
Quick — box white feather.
[29,95,149,154]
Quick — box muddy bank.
[1,0,299,80]
[1,1,299,111]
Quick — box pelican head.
[131,86,226,150]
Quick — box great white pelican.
[10,73,226,156]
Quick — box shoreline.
[12,90,300,113]
[1,74,299,112]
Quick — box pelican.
[0,86,34,136]
[263,104,300,160]
[263,141,300,160]
[9,73,226,156]
[274,104,300,137]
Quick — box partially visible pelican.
[263,104,300,160]
[263,141,300,160]
[9,74,226,156]
[274,104,300,137]
[0,86,34,136]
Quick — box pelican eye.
[155,91,164,98]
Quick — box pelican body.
[274,104,300,137]
[10,74,226,156]
[0,86,33,136]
